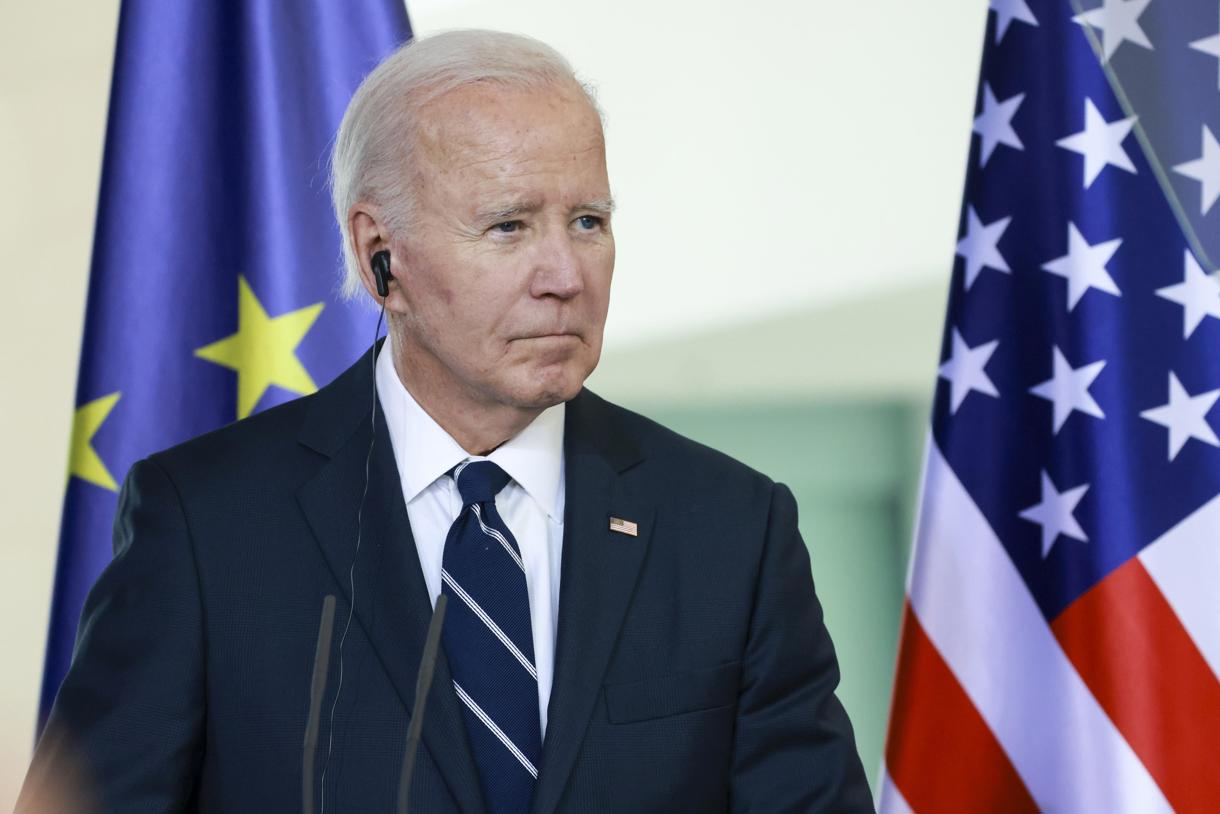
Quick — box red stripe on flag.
[885,603,1038,813]
[1052,557,1220,812]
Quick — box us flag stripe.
[875,767,913,814]
[884,603,1037,813]
[1139,493,1220,679]
[1052,557,1220,812]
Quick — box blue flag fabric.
[42,0,412,726]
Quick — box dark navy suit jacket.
[22,348,872,813]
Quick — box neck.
[387,337,542,457]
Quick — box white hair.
[330,29,601,300]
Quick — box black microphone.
[397,593,449,814]
[303,594,337,814]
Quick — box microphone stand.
[397,594,448,814]
[303,595,337,814]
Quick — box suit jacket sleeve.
[19,458,206,812]
[729,482,874,813]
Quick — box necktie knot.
[451,459,512,506]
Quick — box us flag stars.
[1190,22,1220,89]
[1072,0,1154,63]
[938,329,1000,414]
[1029,347,1107,434]
[1140,373,1220,461]
[1019,470,1091,558]
[1055,99,1138,189]
[972,83,1025,167]
[988,0,1038,44]
[1173,125,1220,216]
[938,0,1220,572]
[1041,222,1122,311]
[955,206,1012,291]
[1156,250,1220,339]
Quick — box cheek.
[401,250,463,324]
[421,265,458,311]
[587,246,615,310]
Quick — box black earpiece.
[371,250,392,298]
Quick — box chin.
[506,365,588,409]
[514,382,581,410]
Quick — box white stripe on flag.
[876,763,912,814]
[907,439,1171,814]
[1139,492,1220,682]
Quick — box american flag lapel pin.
[608,516,638,537]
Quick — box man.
[22,30,872,812]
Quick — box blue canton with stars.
[934,0,1220,621]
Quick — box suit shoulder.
[144,394,317,487]
[580,391,775,491]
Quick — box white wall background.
[0,0,985,805]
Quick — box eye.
[493,220,523,234]
[575,215,603,231]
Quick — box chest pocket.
[604,660,741,724]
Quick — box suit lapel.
[530,391,653,814]
[296,347,485,814]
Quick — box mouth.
[516,332,580,341]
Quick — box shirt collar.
[375,345,566,521]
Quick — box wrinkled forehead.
[414,81,606,181]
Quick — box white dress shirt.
[375,346,565,736]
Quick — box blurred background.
[0,0,987,805]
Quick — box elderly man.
[22,30,871,813]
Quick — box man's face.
[388,81,614,412]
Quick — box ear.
[348,204,407,309]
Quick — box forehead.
[414,81,607,193]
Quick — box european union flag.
[42,0,412,726]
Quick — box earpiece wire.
[319,298,386,813]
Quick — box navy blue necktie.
[441,460,541,813]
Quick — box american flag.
[880,1,1220,811]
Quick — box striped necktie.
[441,459,541,813]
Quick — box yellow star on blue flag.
[67,392,121,492]
[195,276,325,419]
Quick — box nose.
[530,226,584,301]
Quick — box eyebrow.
[473,196,616,225]
[578,197,617,215]
[475,200,542,225]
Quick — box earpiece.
[371,250,393,298]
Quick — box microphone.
[397,593,449,814]
[303,595,337,814]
